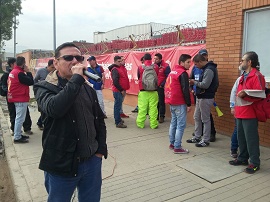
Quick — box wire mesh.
[79,21,206,55]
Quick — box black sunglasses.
[57,55,84,62]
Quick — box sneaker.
[174,148,189,154]
[186,137,201,143]
[131,108,138,113]
[120,113,129,118]
[120,119,124,124]
[169,144,174,150]
[195,140,210,147]
[14,138,29,144]
[230,150,238,158]
[21,135,29,139]
[159,117,164,123]
[24,130,33,135]
[116,123,127,128]
[245,164,260,174]
[229,159,249,166]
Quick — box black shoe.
[159,117,164,123]
[131,108,138,113]
[14,138,29,144]
[229,159,249,166]
[37,124,44,130]
[230,150,238,158]
[245,164,260,174]
[24,130,33,135]
[195,140,210,147]
[21,135,29,139]
[186,137,201,143]
[210,134,216,142]
[116,123,127,128]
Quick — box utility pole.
[14,16,17,57]
[53,0,56,51]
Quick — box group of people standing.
[96,49,264,176]
[0,42,265,201]
[105,50,218,152]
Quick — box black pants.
[6,97,32,132]
[37,113,43,126]
[237,118,260,166]
[157,87,165,118]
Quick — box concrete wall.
[207,0,270,147]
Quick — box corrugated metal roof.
[93,22,174,43]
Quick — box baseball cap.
[199,49,208,55]
[87,56,96,61]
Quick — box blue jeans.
[45,155,102,202]
[113,92,123,125]
[169,105,187,149]
[120,92,126,114]
[14,102,28,140]
[231,119,238,151]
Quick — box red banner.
[86,44,206,95]
[32,44,205,95]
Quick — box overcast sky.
[4,0,208,53]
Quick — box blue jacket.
[190,65,203,92]
[87,65,103,90]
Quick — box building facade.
[207,0,270,146]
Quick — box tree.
[0,0,22,50]
[0,0,22,71]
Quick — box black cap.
[87,56,96,61]
[199,49,208,55]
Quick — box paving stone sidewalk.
[0,96,270,202]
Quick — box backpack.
[0,73,8,96]
[141,64,158,91]
[252,89,270,122]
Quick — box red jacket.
[111,65,130,92]
[137,60,159,90]
[165,65,186,105]
[7,66,30,102]
[235,68,265,119]
[157,60,170,87]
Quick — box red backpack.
[253,88,270,122]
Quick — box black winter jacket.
[33,71,107,177]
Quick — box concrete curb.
[0,102,32,202]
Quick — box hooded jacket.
[194,61,219,99]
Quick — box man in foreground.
[34,42,107,201]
